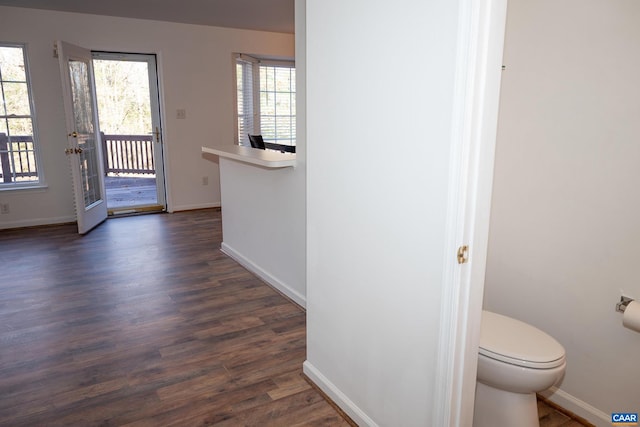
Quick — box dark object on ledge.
[264,142,296,153]
[248,134,296,153]
[248,134,266,149]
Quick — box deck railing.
[101,132,156,176]
[0,133,38,183]
[0,133,155,183]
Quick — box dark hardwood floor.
[0,210,350,426]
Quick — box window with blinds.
[235,55,258,147]
[234,54,295,147]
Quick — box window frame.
[232,53,296,147]
[0,42,44,190]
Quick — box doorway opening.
[92,52,166,215]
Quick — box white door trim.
[91,51,167,210]
[432,0,508,425]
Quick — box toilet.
[473,310,566,427]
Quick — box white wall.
[485,0,640,424]
[304,0,464,425]
[217,156,306,306]
[0,6,293,228]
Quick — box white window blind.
[259,62,295,146]
[233,54,295,147]
[234,54,258,146]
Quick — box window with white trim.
[234,54,295,147]
[0,43,41,187]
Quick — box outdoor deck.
[2,132,161,210]
[105,176,158,209]
[102,133,161,209]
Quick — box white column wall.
[304,0,463,425]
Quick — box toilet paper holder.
[616,296,634,313]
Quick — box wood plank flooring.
[0,209,350,426]
[538,399,594,427]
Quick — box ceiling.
[0,0,295,34]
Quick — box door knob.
[68,131,78,138]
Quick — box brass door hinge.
[457,245,469,264]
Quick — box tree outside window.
[0,44,41,186]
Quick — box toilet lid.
[479,311,566,369]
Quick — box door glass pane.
[69,60,95,135]
[68,59,101,208]
[79,145,100,207]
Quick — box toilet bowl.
[473,311,566,427]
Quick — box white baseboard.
[0,215,76,230]
[303,361,378,427]
[220,242,306,308]
[540,387,610,427]
[170,202,220,213]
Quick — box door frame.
[431,0,508,425]
[91,51,167,212]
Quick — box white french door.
[57,41,107,234]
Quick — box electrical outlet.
[202,176,209,186]
[0,203,9,214]
[176,109,186,119]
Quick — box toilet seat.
[479,311,565,369]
